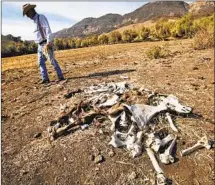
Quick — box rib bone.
[165,112,178,132]
[180,136,211,156]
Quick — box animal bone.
[180,136,212,156]
[146,148,163,174]
[107,104,124,115]
[109,133,126,148]
[146,133,175,152]
[123,104,167,129]
[146,133,161,152]
[99,94,119,107]
[108,114,121,131]
[47,124,72,141]
[114,81,127,94]
[165,113,178,132]
[131,131,143,158]
[156,173,168,185]
[146,148,168,184]
[119,111,128,127]
[159,136,177,164]
[158,95,192,114]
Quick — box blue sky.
[2,2,146,40]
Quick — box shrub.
[81,39,89,47]
[98,34,109,44]
[122,29,138,43]
[54,38,64,50]
[193,14,214,33]
[146,46,170,59]
[153,20,171,40]
[138,26,150,40]
[68,39,76,48]
[171,14,195,38]
[88,35,99,46]
[75,38,82,48]
[193,28,214,50]
[108,31,122,44]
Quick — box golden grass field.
[2,39,214,185]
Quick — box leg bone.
[180,136,211,156]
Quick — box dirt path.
[2,39,214,185]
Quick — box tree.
[108,31,122,44]
[122,29,138,43]
[138,26,150,40]
[98,34,109,44]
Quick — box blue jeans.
[38,44,64,81]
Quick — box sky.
[2,2,146,41]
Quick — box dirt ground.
[1,39,214,185]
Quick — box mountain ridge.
[53,1,190,38]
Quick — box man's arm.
[40,15,52,44]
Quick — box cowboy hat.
[22,4,36,16]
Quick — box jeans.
[38,44,64,81]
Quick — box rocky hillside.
[53,1,189,38]
[54,14,123,38]
[53,1,214,38]
[189,1,214,17]
[123,1,189,23]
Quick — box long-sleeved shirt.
[33,13,52,44]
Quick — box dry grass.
[193,28,214,50]
[145,45,171,59]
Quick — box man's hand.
[47,42,53,49]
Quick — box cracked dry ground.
[2,39,214,185]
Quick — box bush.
[171,14,195,38]
[153,20,171,40]
[192,14,214,50]
[75,38,82,48]
[146,46,170,59]
[138,26,150,40]
[54,38,64,50]
[88,35,99,46]
[193,14,214,33]
[68,39,76,49]
[81,39,89,47]
[193,28,214,50]
[108,31,122,44]
[98,34,109,44]
[122,29,138,43]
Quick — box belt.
[39,39,47,45]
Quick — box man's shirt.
[33,13,52,44]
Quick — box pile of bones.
[47,81,213,185]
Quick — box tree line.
[2,13,214,58]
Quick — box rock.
[95,167,100,171]
[94,154,104,164]
[20,169,28,176]
[193,67,199,70]
[98,129,104,134]
[33,132,42,138]
[108,150,115,157]
[128,171,137,180]
[89,154,95,161]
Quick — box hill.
[53,1,189,38]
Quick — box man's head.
[23,4,37,19]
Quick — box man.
[23,4,65,84]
